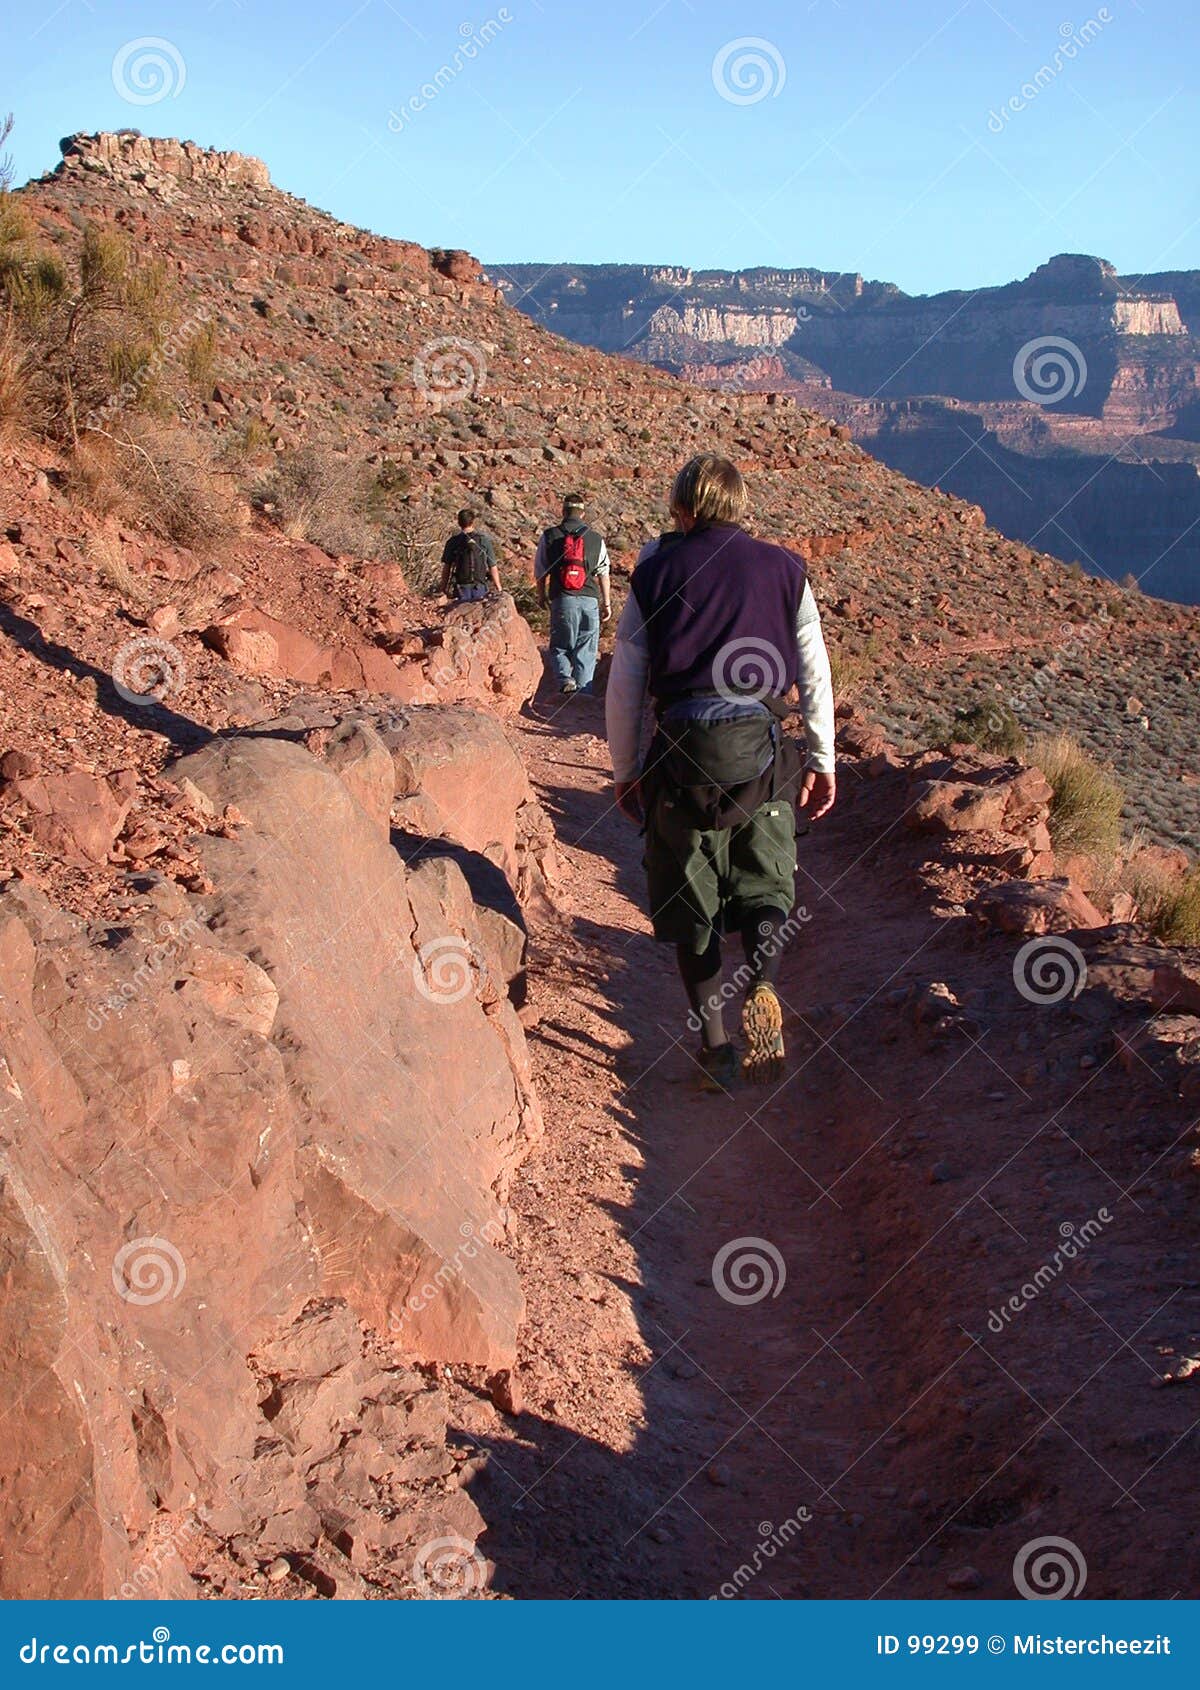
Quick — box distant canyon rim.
[493,254,1200,606]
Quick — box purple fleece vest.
[630,523,806,703]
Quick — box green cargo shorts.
[643,788,797,952]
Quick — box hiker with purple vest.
[605,454,836,1091]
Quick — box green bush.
[953,700,1026,757]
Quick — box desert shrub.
[222,417,272,464]
[71,417,240,549]
[372,459,411,498]
[1029,733,1124,859]
[505,570,546,632]
[255,444,384,555]
[383,495,452,591]
[0,228,68,325]
[827,638,869,700]
[90,531,236,629]
[257,446,460,570]
[89,531,150,606]
[1121,853,1174,931]
[183,319,219,396]
[0,153,183,442]
[952,699,1026,757]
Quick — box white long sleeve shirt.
[605,568,837,784]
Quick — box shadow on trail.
[464,686,857,1599]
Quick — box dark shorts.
[643,789,797,952]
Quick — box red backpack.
[558,529,588,592]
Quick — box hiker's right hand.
[614,780,643,825]
[799,769,836,820]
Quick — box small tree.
[384,494,447,591]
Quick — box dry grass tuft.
[1029,733,1125,860]
[0,310,32,436]
[1150,869,1200,946]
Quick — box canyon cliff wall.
[496,252,1200,602]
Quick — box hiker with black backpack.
[605,454,836,1093]
[441,508,502,603]
[534,492,612,695]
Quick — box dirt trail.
[455,693,1200,1602]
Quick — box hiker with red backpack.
[441,508,502,603]
[606,454,836,1093]
[535,493,612,695]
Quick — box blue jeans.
[549,595,601,688]
[456,583,488,602]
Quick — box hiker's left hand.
[799,770,836,820]
[601,606,612,623]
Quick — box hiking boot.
[742,982,784,1084]
[696,1042,740,1094]
[559,680,578,696]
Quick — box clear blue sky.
[6,0,1198,293]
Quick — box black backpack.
[450,531,489,587]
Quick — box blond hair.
[669,454,748,525]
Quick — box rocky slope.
[1,132,1199,1600]
[0,701,555,1597]
[11,135,1200,847]
[497,253,1200,603]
